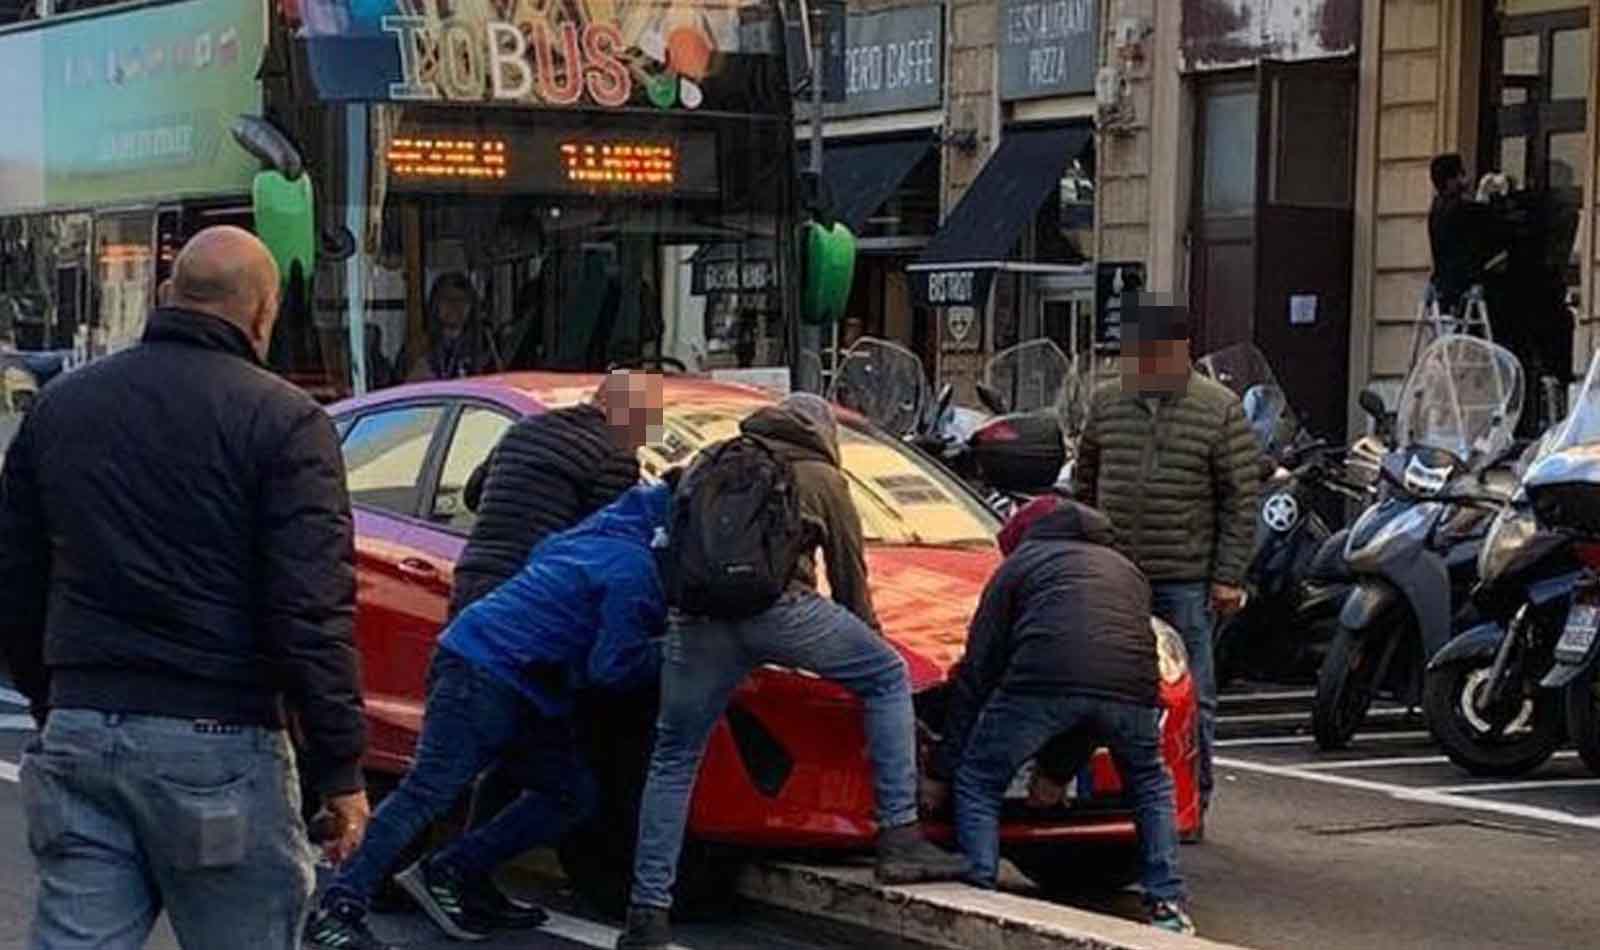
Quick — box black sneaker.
[302,902,395,950]
[461,876,549,930]
[1150,901,1197,936]
[614,905,671,950]
[395,859,493,941]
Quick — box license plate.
[1004,760,1079,803]
[1558,604,1600,659]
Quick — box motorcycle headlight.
[1344,502,1441,569]
[1477,508,1538,588]
[1152,617,1189,685]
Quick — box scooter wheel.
[1312,628,1379,750]
[1564,673,1600,776]
[1424,659,1562,777]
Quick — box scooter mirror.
[1358,387,1387,421]
[977,383,1009,416]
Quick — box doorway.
[1188,58,1359,440]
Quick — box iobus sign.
[297,0,785,113]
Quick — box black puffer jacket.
[0,308,365,795]
[450,403,639,615]
[933,502,1157,780]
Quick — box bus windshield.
[288,0,798,396]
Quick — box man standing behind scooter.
[1073,296,1260,833]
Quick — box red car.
[328,373,1200,904]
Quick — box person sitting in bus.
[400,272,498,382]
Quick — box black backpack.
[666,436,808,619]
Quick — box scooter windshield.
[1542,349,1600,457]
[1393,336,1523,471]
[984,338,1082,434]
[1196,344,1301,458]
[827,337,929,437]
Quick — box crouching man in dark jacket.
[304,485,670,950]
[928,496,1192,936]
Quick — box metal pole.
[809,4,824,176]
[37,0,53,18]
[344,104,370,396]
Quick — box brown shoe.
[874,823,968,885]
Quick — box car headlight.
[1152,617,1189,685]
[1344,501,1441,569]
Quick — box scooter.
[1195,345,1370,686]
[1423,432,1578,776]
[1523,351,1600,775]
[1313,335,1526,750]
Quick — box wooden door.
[1189,78,1259,355]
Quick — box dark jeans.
[22,710,314,950]
[952,692,1184,904]
[325,650,596,910]
[628,592,918,910]
[1152,581,1216,809]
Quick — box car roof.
[330,372,780,416]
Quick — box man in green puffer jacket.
[1072,299,1261,828]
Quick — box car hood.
[853,543,1000,689]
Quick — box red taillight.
[1576,543,1600,569]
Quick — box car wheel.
[559,688,742,921]
[1005,843,1141,895]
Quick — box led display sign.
[382,121,718,197]
[561,141,676,188]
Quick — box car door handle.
[397,557,440,580]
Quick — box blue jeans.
[1152,582,1216,809]
[326,650,596,909]
[952,692,1184,903]
[22,709,315,950]
[629,592,918,909]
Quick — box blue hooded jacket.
[440,483,669,716]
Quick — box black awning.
[821,138,935,232]
[908,124,1092,307]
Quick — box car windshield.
[1394,336,1524,470]
[638,401,998,547]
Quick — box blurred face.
[435,286,472,334]
[601,370,664,448]
[1120,296,1191,395]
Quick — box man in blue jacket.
[303,484,671,950]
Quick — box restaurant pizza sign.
[296,0,785,113]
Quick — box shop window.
[342,404,445,516]
[430,406,514,532]
[1200,86,1259,215]
[1552,27,1590,101]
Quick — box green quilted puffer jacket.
[1071,372,1262,586]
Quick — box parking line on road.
[1214,730,1433,748]
[0,714,37,732]
[1217,755,1600,831]
[1218,689,1316,703]
[0,687,27,707]
[0,760,17,783]
[1219,707,1413,725]
[1300,750,1580,772]
[1430,778,1600,795]
[541,910,696,950]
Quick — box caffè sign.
[825,4,944,118]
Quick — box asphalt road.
[3,681,1598,950]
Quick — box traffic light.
[800,218,855,326]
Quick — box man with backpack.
[303,484,671,950]
[615,393,967,950]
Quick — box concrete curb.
[736,863,1249,950]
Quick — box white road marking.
[1217,756,1600,831]
[1218,689,1316,703]
[1215,730,1433,748]
[0,760,17,783]
[1430,778,1600,795]
[1301,751,1579,772]
[0,714,37,732]
[1219,707,1413,725]
[541,910,696,950]
[0,687,28,707]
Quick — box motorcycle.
[1524,351,1600,775]
[1195,345,1369,686]
[1313,335,1526,750]
[1423,431,1577,776]
[829,337,1065,516]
